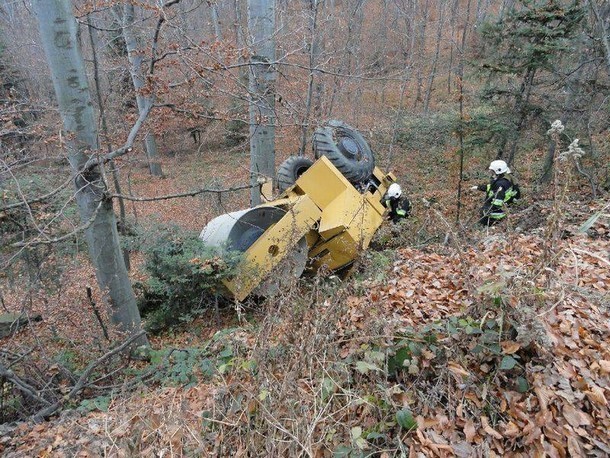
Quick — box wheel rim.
[295,165,310,177]
[338,137,362,161]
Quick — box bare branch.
[0,362,52,406]
[149,0,182,75]
[83,100,153,170]
[0,175,73,211]
[110,183,256,202]
[33,330,146,421]
[11,199,103,248]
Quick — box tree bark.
[122,2,163,177]
[87,14,131,270]
[248,0,276,205]
[506,67,536,165]
[210,0,223,42]
[33,0,147,347]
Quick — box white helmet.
[387,183,402,198]
[489,160,510,175]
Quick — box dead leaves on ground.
[2,203,609,456]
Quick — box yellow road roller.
[200,121,396,301]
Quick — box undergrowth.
[132,223,241,333]
[191,251,550,456]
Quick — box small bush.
[135,224,241,333]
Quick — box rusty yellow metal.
[217,155,397,300]
[223,194,321,301]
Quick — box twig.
[0,174,73,211]
[83,101,153,170]
[572,247,610,267]
[11,199,103,248]
[0,363,52,406]
[32,330,146,421]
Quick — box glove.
[470,185,478,191]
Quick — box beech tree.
[122,2,163,177]
[248,0,277,205]
[33,0,148,347]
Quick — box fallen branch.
[0,362,52,406]
[32,330,146,422]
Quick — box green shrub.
[135,225,241,333]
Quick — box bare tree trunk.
[122,3,163,177]
[588,0,610,76]
[506,67,535,165]
[225,0,249,143]
[413,0,430,110]
[248,0,276,205]
[499,0,516,20]
[210,0,223,42]
[234,0,247,80]
[475,0,491,24]
[33,0,147,347]
[86,14,130,270]
[348,0,366,121]
[299,0,322,157]
[423,1,445,112]
[456,0,472,223]
[385,64,413,169]
[540,51,590,184]
[447,0,459,94]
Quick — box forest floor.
[1,135,609,456]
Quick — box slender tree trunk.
[506,67,536,165]
[122,3,163,177]
[33,0,147,346]
[312,6,325,120]
[447,0,459,93]
[540,50,591,183]
[87,14,130,270]
[588,0,610,76]
[329,0,364,116]
[456,0,472,223]
[226,0,249,142]
[234,0,247,82]
[349,0,365,121]
[423,1,445,112]
[499,0,515,20]
[210,1,223,42]
[385,64,413,169]
[248,0,276,205]
[413,0,430,110]
[299,0,322,157]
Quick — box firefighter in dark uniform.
[384,183,411,223]
[472,160,521,226]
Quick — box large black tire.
[277,156,314,192]
[312,120,375,184]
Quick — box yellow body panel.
[224,194,321,301]
[215,156,397,299]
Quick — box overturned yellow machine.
[200,121,396,301]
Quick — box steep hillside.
[2,198,608,457]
